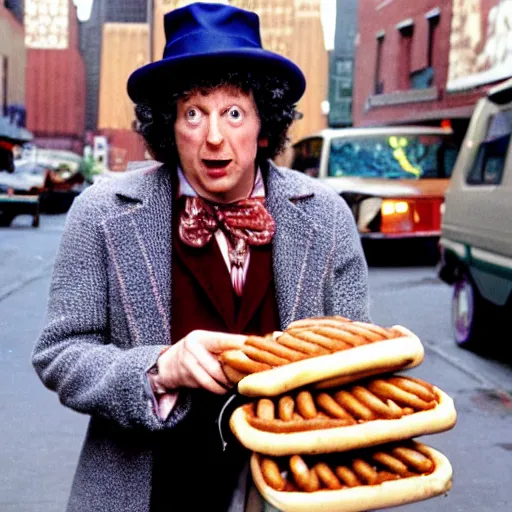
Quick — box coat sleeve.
[31,191,191,431]
[324,197,371,323]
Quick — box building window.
[467,111,512,186]
[427,11,440,68]
[374,33,385,95]
[410,10,440,90]
[397,20,414,90]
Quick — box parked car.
[13,158,85,214]
[288,126,460,242]
[438,78,512,349]
[0,165,42,227]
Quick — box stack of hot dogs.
[219,316,457,512]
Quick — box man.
[32,3,370,511]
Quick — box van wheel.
[451,273,487,348]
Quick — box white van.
[438,78,512,348]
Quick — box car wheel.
[0,214,14,227]
[451,273,488,349]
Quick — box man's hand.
[156,330,246,394]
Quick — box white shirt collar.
[177,166,265,200]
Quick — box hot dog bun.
[220,321,424,397]
[230,376,456,455]
[251,441,453,512]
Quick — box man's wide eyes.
[228,106,244,122]
[186,108,202,123]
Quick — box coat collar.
[103,160,329,341]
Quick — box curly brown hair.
[134,69,298,165]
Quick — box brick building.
[353,0,512,141]
[1,0,31,171]
[25,0,86,154]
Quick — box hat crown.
[127,1,306,104]
[163,3,262,58]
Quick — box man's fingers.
[185,339,232,388]
[185,356,229,394]
[190,330,247,354]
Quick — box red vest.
[151,197,280,511]
[171,196,281,341]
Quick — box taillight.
[380,200,413,234]
[380,199,443,234]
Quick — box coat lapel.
[101,163,173,347]
[266,163,330,329]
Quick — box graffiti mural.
[447,0,512,91]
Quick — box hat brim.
[127,48,306,104]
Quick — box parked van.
[438,78,512,348]
[287,126,460,241]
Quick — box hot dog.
[229,376,456,456]
[219,318,425,397]
[251,440,453,512]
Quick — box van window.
[291,137,323,178]
[328,133,458,179]
[466,110,512,186]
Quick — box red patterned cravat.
[178,196,275,296]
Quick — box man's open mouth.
[202,159,232,169]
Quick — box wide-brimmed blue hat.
[127,2,306,104]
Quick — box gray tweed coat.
[32,161,370,512]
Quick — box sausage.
[242,344,290,366]
[352,459,378,484]
[333,323,383,342]
[278,395,295,421]
[256,398,275,420]
[296,391,318,419]
[316,393,357,423]
[387,376,436,402]
[307,326,367,347]
[391,447,435,474]
[288,329,350,352]
[335,465,362,487]
[352,321,395,339]
[368,380,436,411]
[219,350,271,374]
[289,455,320,492]
[277,332,330,356]
[261,458,286,491]
[334,390,375,421]
[244,336,307,362]
[313,462,343,489]
[372,452,410,477]
[351,386,402,419]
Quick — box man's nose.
[206,114,224,146]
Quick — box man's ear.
[258,138,269,148]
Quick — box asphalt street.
[1,212,511,512]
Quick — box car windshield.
[328,133,459,179]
